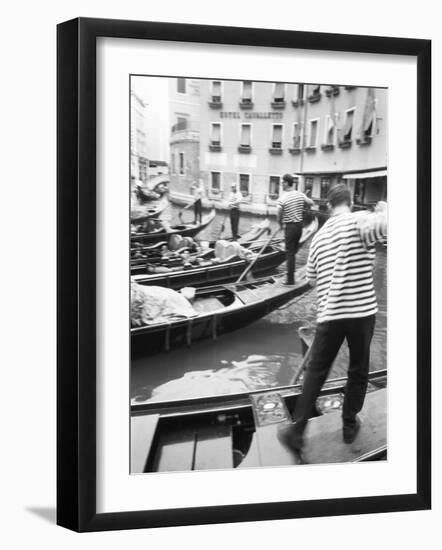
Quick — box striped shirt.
[277,190,306,223]
[307,211,387,323]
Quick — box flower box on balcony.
[308,93,321,103]
[239,100,254,109]
[209,144,222,152]
[268,193,279,201]
[238,145,252,154]
[289,147,302,155]
[291,99,305,108]
[271,100,286,109]
[321,144,335,151]
[269,147,283,155]
[338,139,352,149]
[304,146,317,153]
[356,136,372,146]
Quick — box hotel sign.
[219,111,283,120]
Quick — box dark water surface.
[131,206,387,404]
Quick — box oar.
[290,346,312,385]
[236,226,282,284]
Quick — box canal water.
[131,205,387,404]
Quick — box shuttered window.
[240,124,251,146]
[272,125,283,148]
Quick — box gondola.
[131,218,318,287]
[131,273,311,356]
[131,208,217,246]
[131,199,169,224]
[132,243,285,288]
[130,365,387,473]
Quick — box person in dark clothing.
[277,174,314,285]
[228,184,242,240]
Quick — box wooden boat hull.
[132,246,285,288]
[131,208,216,245]
[131,276,310,356]
[130,369,387,473]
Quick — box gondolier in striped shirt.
[277,174,314,285]
[279,184,387,451]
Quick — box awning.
[342,170,387,179]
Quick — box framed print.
[57,17,431,532]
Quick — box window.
[320,178,331,199]
[211,123,221,146]
[240,124,251,147]
[273,82,285,103]
[239,174,251,197]
[210,171,221,192]
[342,109,355,142]
[272,124,283,148]
[241,81,253,104]
[293,122,302,148]
[324,115,335,146]
[179,152,184,175]
[177,78,186,94]
[309,120,318,147]
[211,81,222,103]
[268,176,280,199]
[304,177,313,197]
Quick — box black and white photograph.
[129,76,388,473]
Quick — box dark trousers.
[193,199,202,223]
[294,314,376,433]
[284,222,303,284]
[230,208,240,239]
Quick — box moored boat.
[131,273,310,355]
[131,208,217,246]
[131,199,169,223]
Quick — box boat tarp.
[131,282,197,326]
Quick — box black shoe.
[343,417,361,444]
[283,280,295,286]
[277,423,304,452]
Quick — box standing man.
[190,178,205,224]
[279,184,387,452]
[277,174,314,285]
[228,183,242,240]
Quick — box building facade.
[169,78,201,199]
[130,90,149,188]
[168,79,387,214]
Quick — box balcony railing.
[269,142,283,155]
[321,143,335,151]
[208,96,223,109]
[238,144,252,153]
[271,98,286,109]
[209,141,222,152]
[308,91,322,103]
[239,98,254,109]
[325,86,340,98]
[292,98,305,108]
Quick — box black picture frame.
[57,17,431,532]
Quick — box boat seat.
[130,413,160,473]
[193,425,233,470]
[150,423,233,472]
[192,297,224,313]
